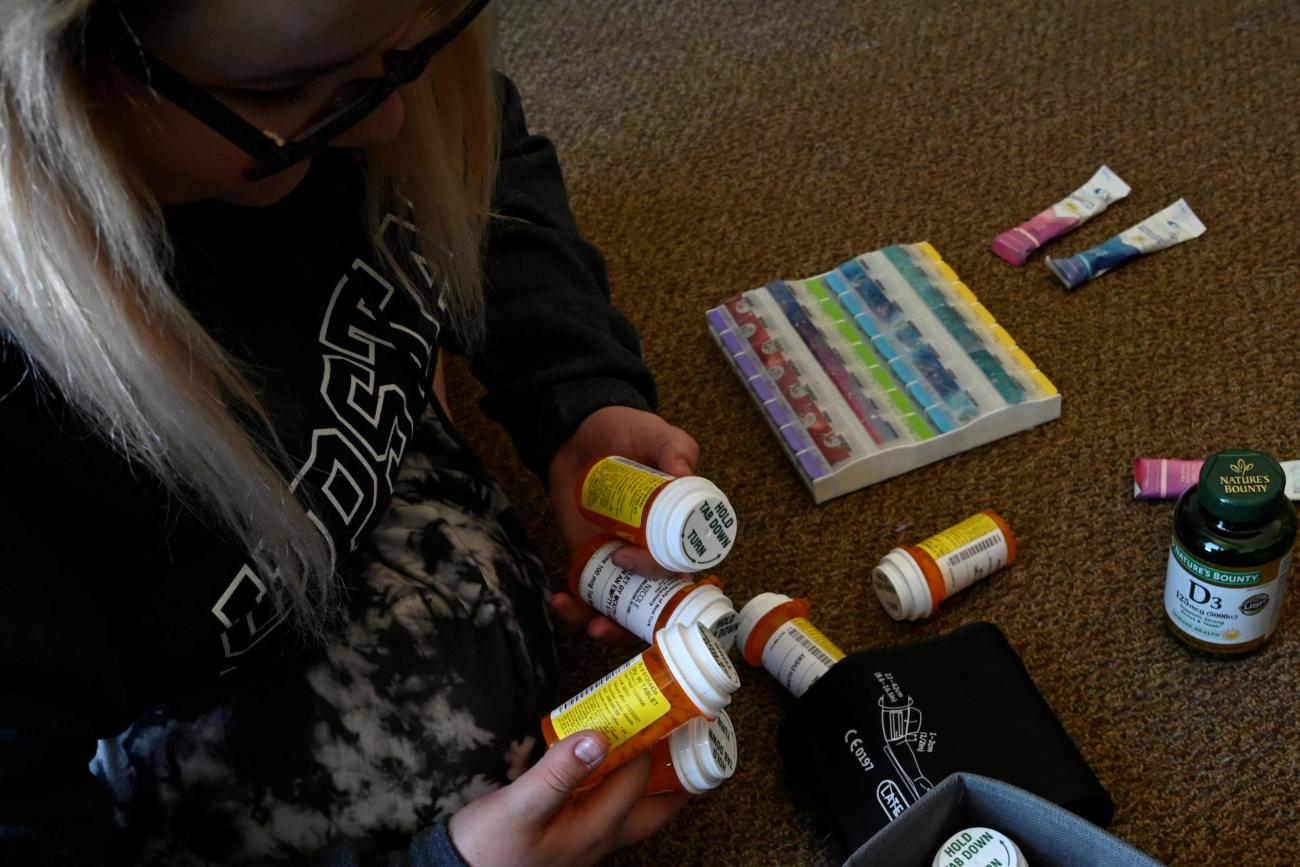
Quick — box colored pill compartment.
[706,242,1061,503]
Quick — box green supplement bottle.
[1164,449,1296,654]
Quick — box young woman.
[0,0,700,864]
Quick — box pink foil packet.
[992,166,1130,265]
[1134,457,1300,500]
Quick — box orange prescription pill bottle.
[872,511,1017,621]
[735,593,845,698]
[574,455,738,573]
[644,708,738,795]
[540,622,740,788]
[570,535,739,650]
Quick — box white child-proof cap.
[872,549,934,621]
[734,591,793,653]
[645,476,738,573]
[932,827,1027,867]
[667,708,738,794]
[665,582,739,652]
[656,622,741,716]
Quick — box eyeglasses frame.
[102,0,492,181]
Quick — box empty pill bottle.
[1164,449,1296,655]
[872,511,1017,621]
[574,455,738,573]
[644,708,738,795]
[735,592,845,698]
[570,534,739,649]
[540,622,740,787]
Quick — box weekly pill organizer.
[706,243,1061,503]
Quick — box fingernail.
[574,736,606,768]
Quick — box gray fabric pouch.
[843,773,1163,867]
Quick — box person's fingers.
[611,545,680,581]
[651,425,700,477]
[571,749,656,832]
[549,593,595,629]
[502,732,609,827]
[553,504,603,553]
[585,614,634,644]
[612,791,692,849]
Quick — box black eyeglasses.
[104,0,491,181]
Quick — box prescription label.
[581,457,672,529]
[916,513,1009,595]
[549,656,670,747]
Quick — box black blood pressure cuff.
[777,622,1113,861]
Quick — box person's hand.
[447,732,690,867]
[546,406,699,642]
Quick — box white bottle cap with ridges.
[646,476,738,573]
[734,591,792,652]
[873,548,933,621]
[656,623,740,716]
[664,583,739,651]
[932,827,1027,867]
[668,708,738,794]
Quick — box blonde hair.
[0,1,498,638]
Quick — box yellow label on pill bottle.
[579,456,673,529]
[916,512,1001,560]
[549,656,670,748]
[790,617,846,662]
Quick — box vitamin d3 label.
[916,513,1008,595]
[1164,540,1290,646]
[763,618,846,698]
[582,457,672,529]
[550,656,670,747]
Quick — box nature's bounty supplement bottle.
[1164,449,1296,654]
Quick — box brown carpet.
[446,1,1300,864]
